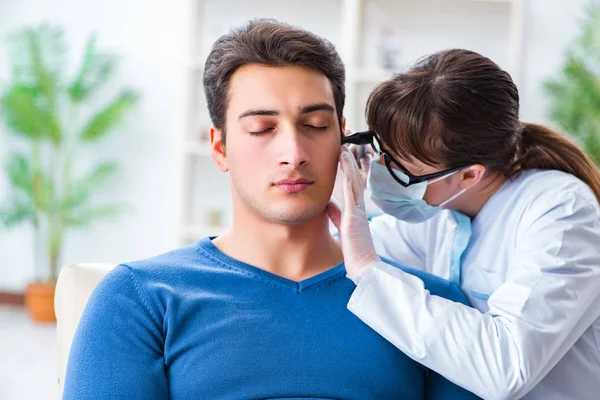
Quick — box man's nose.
[276,128,310,168]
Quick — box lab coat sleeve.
[369,213,427,271]
[330,213,427,270]
[369,210,466,281]
[347,193,600,400]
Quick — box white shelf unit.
[175,0,524,245]
[343,0,524,130]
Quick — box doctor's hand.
[327,146,380,285]
[345,128,374,180]
[330,130,373,211]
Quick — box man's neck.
[212,211,343,282]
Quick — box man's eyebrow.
[238,109,280,120]
[300,103,335,114]
[237,103,335,120]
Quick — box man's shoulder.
[380,256,470,306]
[124,241,202,270]
[91,238,220,307]
[108,238,220,286]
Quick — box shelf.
[183,139,211,156]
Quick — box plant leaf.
[80,89,139,141]
[7,24,66,111]
[5,153,33,197]
[0,195,35,228]
[68,34,118,103]
[544,3,600,167]
[0,84,54,140]
[66,204,129,228]
[61,162,119,210]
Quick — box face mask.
[367,158,468,223]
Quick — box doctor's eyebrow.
[237,103,335,120]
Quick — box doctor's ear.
[210,127,229,172]
[459,164,486,190]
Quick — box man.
[63,19,478,399]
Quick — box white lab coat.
[347,169,600,400]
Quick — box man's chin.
[264,204,326,225]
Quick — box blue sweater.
[63,237,478,400]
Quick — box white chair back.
[54,263,117,398]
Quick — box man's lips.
[274,178,313,185]
[273,178,314,193]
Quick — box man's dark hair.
[203,18,345,147]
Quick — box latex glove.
[331,130,374,212]
[327,146,380,284]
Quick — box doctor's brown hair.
[203,18,345,148]
[366,49,600,204]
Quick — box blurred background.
[0,0,599,398]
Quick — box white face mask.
[367,158,468,223]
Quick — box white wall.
[0,0,595,291]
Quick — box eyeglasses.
[341,130,465,187]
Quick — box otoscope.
[341,130,377,166]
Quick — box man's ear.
[210,127,228,172]
[341,116,346,134]
[459,164,486,190]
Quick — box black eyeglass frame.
[341,130,465,187]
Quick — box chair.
[54,263,117,398]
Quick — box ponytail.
[510,122,600,204]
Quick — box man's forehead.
[227,64,337,114]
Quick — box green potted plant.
[0,25,138,322]
[545,4,600,167]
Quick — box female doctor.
[328,49,600,400]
